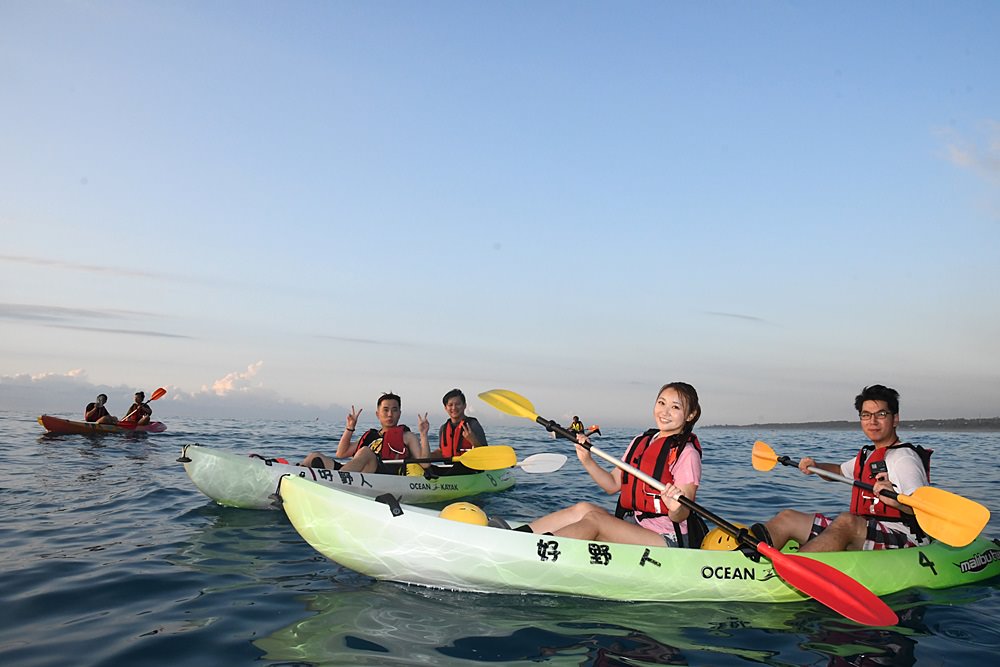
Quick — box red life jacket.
[440,419,475,458]
[120,402,150,424]
[359,425,408,461]
[849,443,932,521]
[616,430,702,517]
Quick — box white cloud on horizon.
[0,365,344,420]
[205,361,264,396]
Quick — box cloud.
[941,120,1000,184]
[0,302,189,339]
[314,334,417,347]
[205,361,264,396]
[28,368,89,381]
[704,311,771,324]
[45,324,193,339]
[0,255,172,280]
[0,303,146,322]
[0,365,345,420]
[0,253,330,298]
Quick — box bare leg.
[529,502,606,534]
[340,447,379,473]
[556,510,666,547]
[299,451,338,468]
[763,509,817,550]
[799,512,867,552]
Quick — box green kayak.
[278,474,1000,604]
[180,444,515,510]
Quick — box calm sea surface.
[2,412,999,666]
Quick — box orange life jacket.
[440,419,477,458]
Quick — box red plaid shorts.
[809,513,929,550]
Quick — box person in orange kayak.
[300,392,430,474]
[84,394,117,424]
[425,388,488,476]
[510,382,707,548]
[120,391,152,425]
[753,384,931,553]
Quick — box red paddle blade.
[149,387,167,401]
[757,543,898,626]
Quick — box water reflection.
[252,584,946,666]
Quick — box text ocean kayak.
[38,415,167,434]
[180,444,516,510]
[278,474,1000,604]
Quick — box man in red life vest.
[120,391,153,425]
[755,384,931,552]
[300,392,430,474]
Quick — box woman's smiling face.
[653,387,692,435]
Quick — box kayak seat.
[737,523,774,562]
[487,516,511,529]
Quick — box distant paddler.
[84,393,117,424]
[555,416,601,439]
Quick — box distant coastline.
[705,417,1000,432]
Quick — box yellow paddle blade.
[455,445,517,471]
[899,486,991,547]
[478,389,539,421]
[751,440,779,471]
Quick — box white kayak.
[179,444,516,510]
[278,473,1000,604]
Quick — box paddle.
[751,440,989,548]
[517,452,568,473]
[479,389,898,627]
[384,449,566,473]
[380,444,517,470]
[555,425,602,441]
[119,387,167,426]
[383,447,565,473]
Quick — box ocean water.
[2,412,999,666]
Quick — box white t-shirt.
[839,446,928,495]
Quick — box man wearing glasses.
[749,384,931,553]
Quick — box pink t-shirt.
[625,442,702,537]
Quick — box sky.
[2,1,999,428]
